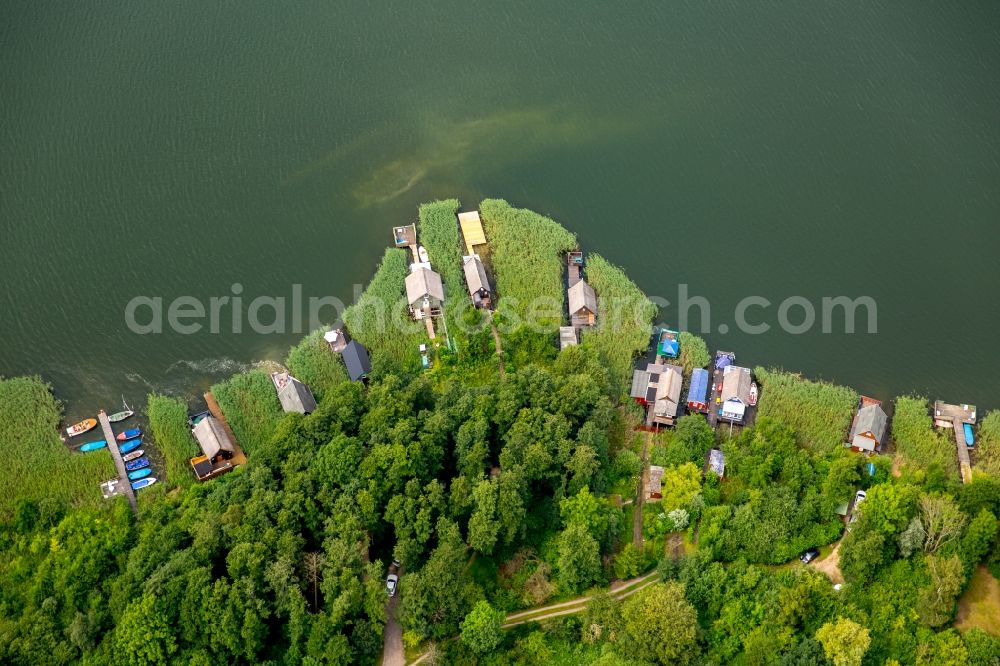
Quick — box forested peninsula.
[1,199,999,666]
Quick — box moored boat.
[418,245,429,263]
[66,418,97,437]
[107,399,135,423]
[748,382,759,407]
[118,437,142,454]
[130,477,157,490]
[122,449,144,461]
[125,457,149,471]
[116,428,141,441]
[79,440,107,452]
[127,468,152,481]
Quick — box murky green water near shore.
[2,2,999,419]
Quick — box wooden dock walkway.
[953,422,973,483]
[98,410,137,512]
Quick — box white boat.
[748,382,759,407]
[418,245,429,263]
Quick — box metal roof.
[462,255,491,296]
[343,340,371,381]
[278,376,318,414]
[405,267,445,306]
[851,403,888,444]
[193,416,234,461]
[688,368,709,404]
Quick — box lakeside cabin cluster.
[211,207,982,491]
[82,205,983,496]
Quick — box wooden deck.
[98,410,137,512]
[954,422,973,483]
[933,401,976,484]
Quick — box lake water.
[2,1,999,420]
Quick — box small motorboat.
[116,428,141,441]
[66,418,97,438]
[130,477,156,490]
[127,468,152,481]
[748,382,759,407]
[125,457,149,471]
[79,440,107,452]
[418,245,429,263]
[122,449,144,462]
[118,437,142,454]
[107,399,135,423]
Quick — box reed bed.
[0,376,115,517]
[211,371,282,456]
[753,367,858,454]
[479,198,577,331]
[892,395,958,477]
[973,410,1000,477]
[146,394,199,489]
[581,254,656,391]
[343,248,426,374]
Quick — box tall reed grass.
[0,376,115,517]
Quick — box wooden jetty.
[98,409,137,512]
[932,401,976,483]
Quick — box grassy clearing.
[146,394,199,490]
[0,376,115,516]
[581,254,656,392]
[972,410,1000,477]
[479,198,577,332]
[343,247,427,375]
[892,395,958,477]
[285,329,347,399]
[677,332,710,374]
[211,371,282,456]
[955,565,1000,636]
[754,367,858,454]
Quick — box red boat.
[748,382,759,407]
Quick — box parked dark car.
[800,548,820,564]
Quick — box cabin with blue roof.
[687,368,709,413]
[658,328,679,358]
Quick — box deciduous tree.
[815,617,870,666]
[619,582,699,665]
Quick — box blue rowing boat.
[125,457,149,471]
[130,477,156,490]
[116,428,141,441]
[79,440,107,452]
[118,437,142,454]
[127,468,152,481]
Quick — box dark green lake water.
[2,2,999,421]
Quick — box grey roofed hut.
[277,376,318,414]
[193,416,235,462]
[405,267,445,308]
[850,402,888,451]
[342,340,371,382]
[462,255,492,307]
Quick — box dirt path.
[632,432,652,549]
[810,541,844,585]
[381,592,404,666]
[501,571,659,628]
